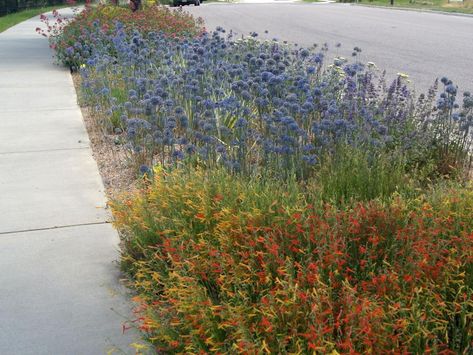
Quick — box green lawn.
[0,5,70,33]
[354,0,473,14]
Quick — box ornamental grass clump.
[113,168,473,353]
[78,24,472,190]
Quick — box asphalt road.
[186,3,473,95]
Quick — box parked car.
[173,0,201,6]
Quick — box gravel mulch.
[73,74,139,199]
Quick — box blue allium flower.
[139,165,152,177]
[77,23,472,179]
[445,84,457,95]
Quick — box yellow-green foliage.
[113,169,473,354]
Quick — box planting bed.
[43,4,473,353]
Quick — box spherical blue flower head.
[154,87,164,96]
[464,91,471,97]
[203,123,214,132]
[288,122,299,131]
[313,53,324,64]
[175,135,188,145]
[231,82,240,93]
[377,124,388,135]
[269,76,283,86]
[321,119,333,130]
[185,144,196,154]
[327,103,338,115]
[302,154,317,165]
[128,118,152,131]
[307,66,316,75]
[86,57,96,66]
[172,150,185,160]
[302,102,314,111]
[312,122,321,133]
[464,96,473,109]
[229,160,241,172]
[235,118,248,128]
[300,49,310,59]
[301,143,315,152]
[216,145,226,154]
[266,58,276,67]
[163,136,174,147]
[239,106,250,116]
[263,139,274,153]
[115,21,124,30]
[132,35,140,45]
[203,109,214,118]
[196,46,205,55]
[202,100,215,110]
[165,119,177,130]
[289,103,301,113]
[445,84,457,96]
[370,138,382,147]
[285,93,298,103]
[199,146,209,159]
[241,91,252,100]
[344,64,359,77]
[281,146,294,155]
[268,51,279,61]
[127,128,136,139]
[151,96,162,106]
[139,165,152,177]
[440,77,449,85]
[255,97,268,108]
[437,98,446,109]
[274,62,285,72]
[334,119,347,129]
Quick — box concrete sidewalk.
[0,10,139,354]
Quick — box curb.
[351,3,473,18]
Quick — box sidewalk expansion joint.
[0,221,111,236]
[0,147,89,156]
